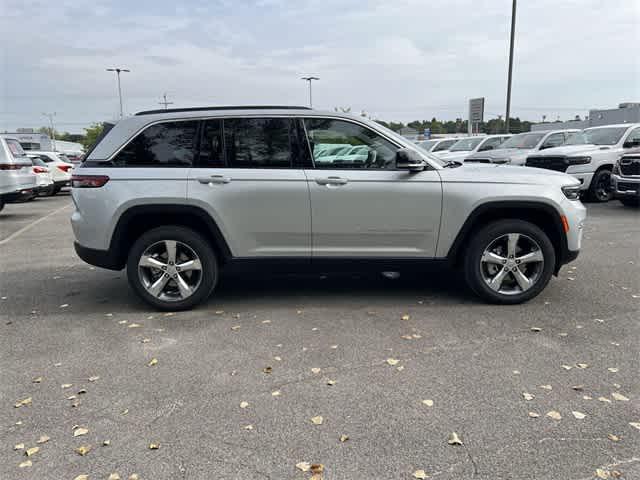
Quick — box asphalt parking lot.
[1,193,638,480]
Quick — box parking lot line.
[0,203,71,246]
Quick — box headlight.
[612,162,620,175]
[567,156,591,165]
[562,184,582,200]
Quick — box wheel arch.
[447,201,568,274]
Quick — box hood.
[529,144,609,157]
[438,162,579,187]
[437,151,471,161]
[466,147,532,160]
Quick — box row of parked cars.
[0,134,76,211]
[416,123,640,206]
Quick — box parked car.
[416,138,460,155]
[29,157,55,196]
[0,135,37,211]
[466,130,578,165]
[71,106,585,310]
[435,135,512,161]
[611,147,640,207]
[26,151,74,194]
[525,123,640,202]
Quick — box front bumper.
[611,173,640,199]
[567,171,594,191]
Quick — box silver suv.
[71,106,586,310]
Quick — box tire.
[0,199,4,212]
[51,186,61,195]
[587,168,613,202]
[463,219,556,304]
[126,226,218,311]
[39,186,55,197]
[619,197,640,207]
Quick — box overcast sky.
[1,0,638,133]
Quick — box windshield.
[565,127,627,146]
[449,137,483,152]
[500,132,545,149]
[417,140,437,150]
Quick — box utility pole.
[159,93,173,110]
[106,67,130,118]
[301,76,319,108]
[42,112,56,151]
[504,0,517,134]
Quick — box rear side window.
[5,139,27,158]
[113,121,198,167]
[224,118,294,168]
[433,139,456,151]
[198,119,224,167]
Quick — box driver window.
[542,133,565,149]
[303,118,398,169]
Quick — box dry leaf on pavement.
[607,434,619,442]
[576,363,589,369]
[263,366,273,374]
[74,427,89,437]
[546,411,562,420]
[272,390,281,397]
[595,469,611,479]
[14,443,25,450]
[572,411,586,419]
[340,434,349,442]
[75,445,91,456]
[25,447,39,457]
[607,367,619,373]
[401,314,410,321]
[32,377,43,383]
[629,422,640,430]
[530,327,542,332]
[611,392,629,401]
[108,474,121,480]
[310,464,324,474]
[422,399,434,407]
[36,435,50,444]
[149,443,160,449]
[522,392,535,401]
[561,365,573,370]
[598,397,612,403]
[88,376,100,382]
[540,385,552,390]
[296,462,311,472]
[311,416,324,425]
[413,470,428,479]
[19,460,32,468]
[73,476,88,480]
[148,358,158,367]
[129,475,140,480]
[103,440,111,446]
[448,432,463,445]
[240,401,249,409]
[311,368,321,374]
[14,397,32,408]
[386,358,399,366]
[326,380,336,386]
[528,412,540,418]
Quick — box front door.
[302,117,442,258]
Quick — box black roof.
[135,105,312,116]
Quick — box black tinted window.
[113,121,197,167]
[224,118,293,168]
[199,119,224,167]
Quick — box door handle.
[197,174,231,184]
[315,176,348,186]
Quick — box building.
[532,103,640,131]
[2,129,53,150]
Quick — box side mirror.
[623,139,640,148]
[396,148,426,172]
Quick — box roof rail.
[135,105,312,116]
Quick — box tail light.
[33,166,49,173]
[57,165,73,173]
[0,163,23,170]
[71,175,110,188]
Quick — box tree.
[82,123,105,150]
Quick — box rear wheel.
[126,226,218,311]
[588,168,613,202]
[464,219,555,304]
[619,197,639,207]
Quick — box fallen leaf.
[14,443,24,450]
[240,401,249,409]
[74,476,88,480]
[607,434,619,442]
[62,383,72,389]
[296,462,311,472]
[412,334,422,339]
[25,446,39,456]
[121,408,129,415]
[118,320,127,324]
[522,392,535,401]
[528,412,540,418]
[576,363,589,369]
[330,344,339,349]
[326,380,336,386]
[263,366,273,374]
[148,358,158,367]
[340,434,349,442]
[572,385,584,391]
[128,323,141,328]
[561,365,573,370]
[78,389,87,394]
[310,464,324,474]
[149,443,160,450]
[261,319,271,324]
[272,390,281,397]
[231,325,241,330]
[386,358,399,366]
[612,392,629,402]
[512,370,520,375]
[422,399,434,407]
[598,397,612,403]
[108,474,121,480]
[629,422,640,430]
[572,411,586,419]
[401,314,410,321]
[244,425,253,430]
[68,395,77,400]
[546,411,562,420]
[103,440,111,446]
[54,362,62,367]
[32,377,43,383]
[14,397,32,408]
[448,432,463,445]
[401,334,413,340]
[75,445,91,456]
[59,304,69,308]
[413,469,428,479]
[311,416,324,425]
[129,475,140,480]
[215,310,224,315]
[595,469,611,479]
[613,383,621,389]
[311,368,321,374]
[141,338,151,343]
[19,460,32,468]
[530,327,542,332]
[74,427,89,437]
[558,332,568,337]
[397,365,405,372]
[540,385,552,390]
[88,376,100,382]
[36,435,50,444]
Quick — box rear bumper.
[74,242,124,271]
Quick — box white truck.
[525,123,640,202]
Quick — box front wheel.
[464,220,556,304]
[126,226,218,311]
[588,169,613,202]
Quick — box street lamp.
[106,67,130,118]
[504,0,517,134]
[42,112,56,151]
[301,76,319,108]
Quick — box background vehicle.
[611,148,640,207]
[466,129,578,165]
[26,151,74,194]
[72,107,585,311]
[0,135,37,211]
[30,157,55,196]
[435,134,511,161]
[416,138,460,155]
[526,123,640,202]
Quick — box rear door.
[187,117,311,258]
[302,117,442,258]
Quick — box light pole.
[42,112,56,151]
[301,76,319,108]
[106,67,130,118]
[504,0,517,134]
